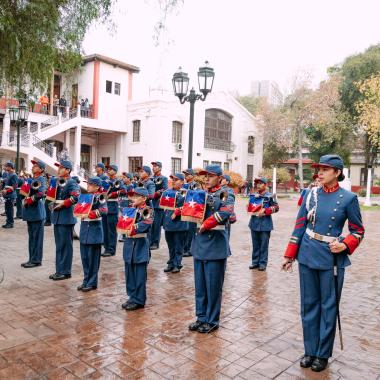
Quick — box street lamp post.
[172,61,215,168]
[8,100,29,173]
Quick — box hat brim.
[170,175,183,180]
[128,190,147,197]
[311,163,335,169]
[254,179,266,184]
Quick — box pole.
[272,167,277,196]
[333,255,344,350]
[364,166,372,207]
[298,124,304,190]
[16,121,20,173]
[187,89,196,168]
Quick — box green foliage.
[259,167,291,184]
[237,95,263,116]
[357,189,366,197]
[0,0,114,95]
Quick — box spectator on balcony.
[80,99,85,117]
[84,98,90,117]
[58,147,69,162]
[59,96,67,117]
[39,94,49,114]
[53,95,59,116]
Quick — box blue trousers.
[80,243,101,287]
[125,262,147,305]
[250,230,270,267]
[194,258,226,326]
[45,201,51,223]
[103,214,118,254]
[299,263,345,359]
[16,191,23,218]
[165,230,186,268]
[184,222,196,253]
[5,199,14,225]
[27,220,44,264]
[150,208,164,246]
[54,224,74,275]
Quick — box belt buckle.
[314,232,323,241]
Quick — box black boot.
[311,358,328,372]
[300,355,315,368]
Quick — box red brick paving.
[0,198,379,379]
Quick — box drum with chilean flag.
[74,194,94,218]
[247,194,264,214]
[20,178,32,197]
[117,207,137,235]
[46,177,58,201]
[181,189,206,223]
[159,189,177,210]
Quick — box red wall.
[352,185,380,194]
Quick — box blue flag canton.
[185,189,206,204]
[78,193,94,204]
[50,177,57,187]
[163,189,176,199]
[121,207,137,218]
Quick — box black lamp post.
[172,61,215,168]
[8,100,29,173]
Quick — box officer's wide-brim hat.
[130,187,149,197]
[85,176,102,187]
[122,172,133,179]
[137,165,152,175]
[31,160,46,170]
[170,172,185,181]
[4,161,14,169]
[198,165,223,176]
[106,164,118,172]
[95,162,105,170]
[311,154,344,170]
[151,161,162,168]
[254,176,268,184]
[183,168,195,175]
[55,160,72,170]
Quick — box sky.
[83,0,380,100]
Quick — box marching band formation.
[0,154,365,372]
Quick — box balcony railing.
[204,138,234,152]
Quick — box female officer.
[282,154,364,372]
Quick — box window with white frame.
[248,135,255,154]
[114,82,121,95]
[171,157,181,174]
[172,121,183,144]
[132,120,141,142]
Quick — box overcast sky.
[83,0,380,100]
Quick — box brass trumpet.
[114,179,123,189]
[138,207,152,220]
[31,180,41,191]
[97,193,107,204]
[58,178,67,187]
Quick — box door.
[71,84,78,108]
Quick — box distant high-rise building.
[251,80,283,107]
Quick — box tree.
[0,0,114,95]
[259,167,291,184]
[356,75,380,160]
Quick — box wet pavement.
[0,198,379,379]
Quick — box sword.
[334,254,344,350]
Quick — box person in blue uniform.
[150,161,168,250]
[1,162,18,228]
[189,165,235,333]
[15,174,25,219]
[182,168,197,257]
[77,177,108,292]
[221,174,236,238]
[248,177,279,271]
[163,173,188,273]
[44,174,52,226]
[49,160,80,281]
[118,172,134,242]
[122,187,153,311]
[95,162,108,181]
[137,166,155,197]
[282,154,365,372]
[20,160,47,268]
[298,174,320,207]
[101,164,120,257]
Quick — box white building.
[251,80,283,107]
[0,54,263,182]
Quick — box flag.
[117,207,137,234]
[20,178,32,197]
[46,177,57,201]
[247,194,263,214]
[74,194,94,218]
[181,190,206,223]
[159,189,177,210]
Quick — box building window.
[247,165,254,182]
[204,109,233,151]
[132,120,141,142]
[248,136,255,154]
[102,157,110,166]
[360,168,374,187]
[129,156,143,173]
[224,162,230,171]
[203,160,209,168]
[106,80,112,93]
[171,157,181,174]
[172,121,183,144]
[114,82,121,95]
[211,161,222,166]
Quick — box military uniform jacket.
[3,172,18,200]
[191,186,235,260]
[22,175,47,221]
[80,193,108,244]
[163,191,189,232]
[223,185,237,224]
[141,178,156,200]
[51,177,80,225]
[284,185,365,269]
[118,184,134,208]
[248,191,279,231]
[151,174,168,209]
[123,206,154,264]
